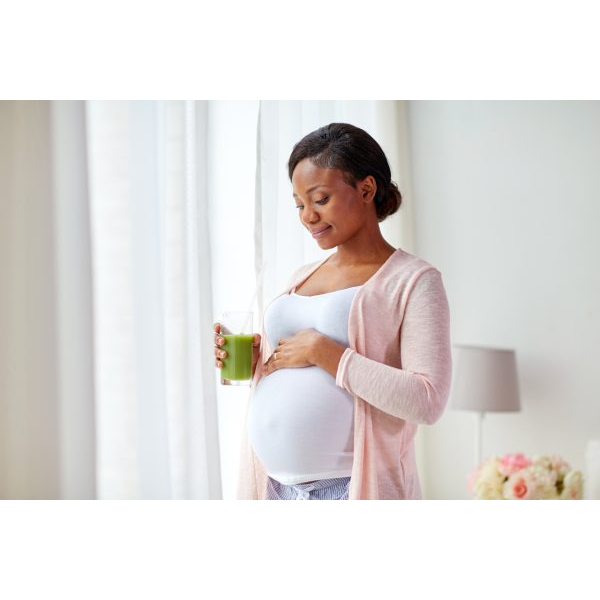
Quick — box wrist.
[311,334,324,366]
[312,334,347,379]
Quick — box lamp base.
[475,411,485,467]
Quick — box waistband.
[290,477,350,491]
[267,476,351,500]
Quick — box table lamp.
[450,345,521,467]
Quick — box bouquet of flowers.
[468,453,584,499]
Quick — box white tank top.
[248,285,361,486]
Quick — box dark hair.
[287,123,402,223]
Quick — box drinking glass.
[216,310,254,386]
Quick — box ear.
[360,175,377,203]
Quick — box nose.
[301,204,321,226]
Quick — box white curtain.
[86,100,261,500]
[86,100,222,499]
[0,100,418,500]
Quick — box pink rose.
[498,453,531,477]
[511,476,529,499]
[503,469,536,499]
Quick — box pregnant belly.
[248,366,355,477]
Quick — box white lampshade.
[451,345,521,413]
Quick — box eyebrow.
[292,184,327,199]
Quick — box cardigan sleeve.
[335,268,452,425]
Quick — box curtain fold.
[86,100,223,499]
[191,101,223,498]
[52,101,97,499]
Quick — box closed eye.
[295,197,329,210]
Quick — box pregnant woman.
[214,122,452,500]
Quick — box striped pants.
[266,476,351,500]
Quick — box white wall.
[0,101,96,499]
[406,101,600,499]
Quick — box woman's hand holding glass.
[214,322,262,378]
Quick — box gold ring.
[274,352,278,361]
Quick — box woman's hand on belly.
[262,328,323,377]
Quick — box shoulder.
[381,250,448,312]
[385,252,449,316]
[388,249,442,282]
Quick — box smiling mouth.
[311,226,331,237]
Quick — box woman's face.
[291,158,375,248]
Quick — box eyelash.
[296,197,329,210]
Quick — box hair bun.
[376,180,402,223]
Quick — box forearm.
[335,349,451,425]
[312,335,449,424]
[312,335,348,379]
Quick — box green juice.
[221,334,254,381]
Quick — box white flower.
[473,457,505,500]
[532,455,552,470]
[560,470,584,500]
[529,464,558,499]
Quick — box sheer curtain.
[1,100,418,500]
[86,100,261,500]
[86,101,225,499]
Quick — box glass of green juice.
[217,311,254,386]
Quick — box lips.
[311,226,331,237]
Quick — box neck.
[332,242,396,268]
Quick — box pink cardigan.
[236,247,452,500]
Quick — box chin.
[314,231,335,246]
[316,239,335,248]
